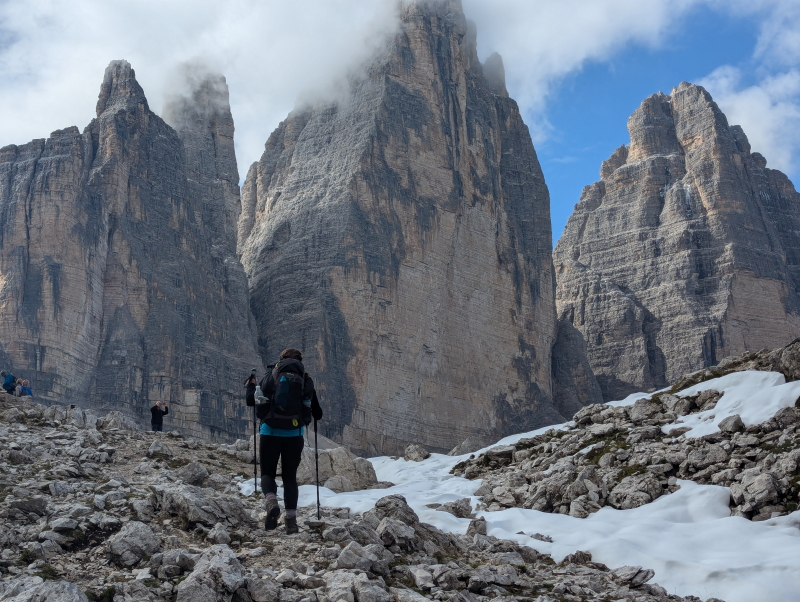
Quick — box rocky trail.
[0,395,715,601]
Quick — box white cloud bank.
[0,0,799,178]
[700,66,800,172]
[0,0,400,172]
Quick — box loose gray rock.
[147,439,174,458]
[718,414,745,433]
[175,545,245,602]
[436,497,473,518]
[150,483,253,528]
[0,577,89,601]
[106,521,161,567]
[175,461,209,486]
[403,444,430,462]
[207,522,231,545]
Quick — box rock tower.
[0,61,262,439]
[239,0,600,455]
[554,82,800,400]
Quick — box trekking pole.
[253,402,258,496]
[314,418,320,520]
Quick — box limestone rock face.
[0,60,261,439]
[240,0,584,455]
[554,82,800,400]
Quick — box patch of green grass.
[583,432,631,465]
[85,587,116,602]
[434,552,458,564]
[619,464,647,478]
[759,438,798,455]
[64,528,87,549]
[34,564,58,581]
[167,457,191,469]
[19,549,36,565]
[143,579,159,588]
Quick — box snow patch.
[664,370,800,438]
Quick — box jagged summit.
[0,60,261,439]
[95,60,149,116]
[239,0,599,456]
[554,81,800,400]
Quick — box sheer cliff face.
[554,82,800,401]
[0,61,261,439]
[240,0,570,455]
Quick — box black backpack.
[259,364,312,430]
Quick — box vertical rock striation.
[240,0,598,455]
[0,60,261,439]
[554,82,800,400]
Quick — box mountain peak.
[96,60,149,117]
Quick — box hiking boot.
[285,516,299,535]
[264,498,280,531]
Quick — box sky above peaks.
[1,0,799,240]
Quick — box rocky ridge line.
[452,340,800,522]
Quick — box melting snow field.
[241,371,800,602]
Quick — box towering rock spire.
[239,0,598,455]
[96,60,149,116]
[554,82,800,400]
[0,60,261,439]
[163,67,241,253]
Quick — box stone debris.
[453,340,800,522]
[0,392,709,602]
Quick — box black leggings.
[259,434,304,510]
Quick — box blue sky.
[538,4,766,241]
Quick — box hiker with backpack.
[246,348,322,534]
[1,371,16,395]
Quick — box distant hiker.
[248,348,322,534]
[150,401,169,432]
[1,371,16,394]
[13,379,22,397]
[20,380,32,397]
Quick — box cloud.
[699,66,800,173]
[1,0,799,180]
[0,0,400,174]
[752,0,800,67]
[693,0,800,176]
[460,0,704,141]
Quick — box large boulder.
[150,484,254,528]
[296,446,377,492]
[175,462,209,486]
[106,521,161,567]
[0,577,89,601]
[607,473,663,510]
